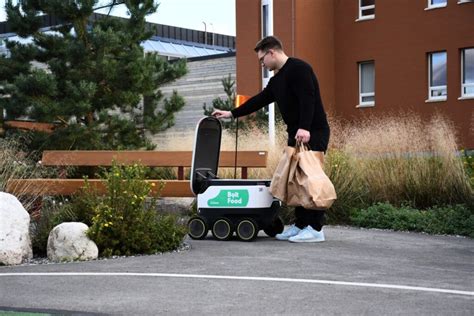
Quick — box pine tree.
[0,0,187,150]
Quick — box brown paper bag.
[270,143,336,210]
[269,146,295,202]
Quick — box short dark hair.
[254,36,283,52]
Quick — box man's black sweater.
[231,57,329,142]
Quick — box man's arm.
[212,109,232,119]
[290,63,322,143]
[212,83,274,119]
[290,63,318,132]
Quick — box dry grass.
[338,113,472,208]
[0,137,52,211]
[153,113,472,221]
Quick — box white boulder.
[47,222,98,262]
[0,192,33,265]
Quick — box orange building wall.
[235,0,261,96]
[294,0,335,112]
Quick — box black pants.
[294,207,325,231]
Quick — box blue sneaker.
[275,224,301,241]
[288,226,325,243]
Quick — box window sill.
[425,98,447,103]
[457,1,473,4]
[458,96,474,100]
[424,5,447,10]
[355,16,375,22]
[356,103,375,108]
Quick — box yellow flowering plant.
[82,161,186,257]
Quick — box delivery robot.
[187,116,284,241]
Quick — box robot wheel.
[211,217,234,241]
[188,216,208,239]
[236,218,259,241]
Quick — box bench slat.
[41,150,267,167]
[5,120,56,133]
[6,179,194,197]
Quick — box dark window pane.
[262,5,268,37]
[363,8,375,16]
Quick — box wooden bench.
[6,150,268,198]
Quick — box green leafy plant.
[78,162,186,256]
[350,202,474,237]
[460,149,474,189]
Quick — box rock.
[47,222,98,262]
[155,197,195,215]
[0,192,33,265]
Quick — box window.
[261,0,273,80]
[428,51,447,101]
[358,0,375,20]
[461,48,474,98]
[359,61,375,106]
[427,0,447,9]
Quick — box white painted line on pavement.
[1,272,473,297]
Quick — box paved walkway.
[1,226,473,315]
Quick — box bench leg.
[241,167,248,179]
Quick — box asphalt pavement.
[0,225,473,315]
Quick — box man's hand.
[212,110,233,119]
[295,128,311,143]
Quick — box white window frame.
[261,0,274,83]
[426,0,447,10]
[358,61,375,107]
[358,0,375,21]
[458,0,474,4]
[261,0,276,145]
[460,48,474,99]
[427,51,447,102]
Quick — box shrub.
[77,162,186,256]
[461,149,474,189]
[351,202,474,237]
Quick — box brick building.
[235,0,474,148]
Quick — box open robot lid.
[190,116,222,195]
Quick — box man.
[212,36,330,243]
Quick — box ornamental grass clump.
[0,137,54,211]
[82,162,186,257]
[341,113,473,208]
